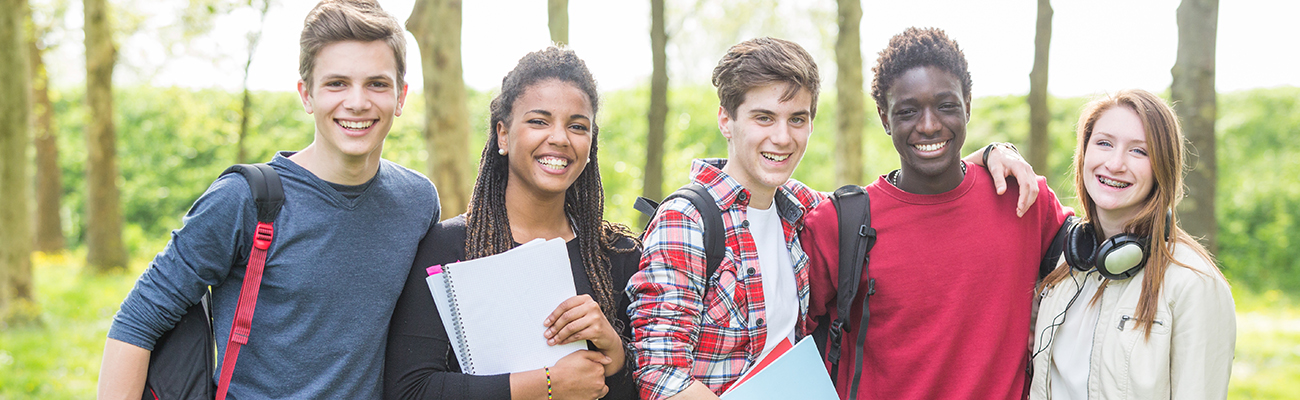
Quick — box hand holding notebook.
[426,238,588,375]
[543,293,627,377]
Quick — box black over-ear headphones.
[1062,209,1172,280]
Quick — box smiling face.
[1082,106,1154,230]
[719,83,813,204]
[877,66,970,193]
[297,40,406,163]
[497,79,594,199]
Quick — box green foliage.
[15,83,1300,397]
[41,85,1300,294]
[1216,88,1300,291]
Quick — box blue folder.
[720,336,839,400]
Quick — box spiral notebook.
[425,238,586,375]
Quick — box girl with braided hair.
[385,47,640,400]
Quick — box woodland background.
[1,0,1297,398]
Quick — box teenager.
[627,36,1044,400]
[384,47,639,400]
[1029,89,1235,399]
[802,27,1072,400]
[96,1,438,398]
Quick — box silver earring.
[498,148,507,156]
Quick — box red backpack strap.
[215,163,283,400]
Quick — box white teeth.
[538,156,569,169]
[338,120,374,130]
[914,141,947,152]
[761,152,790,162]
[1099,176,1131,188]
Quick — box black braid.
[466,46,636,334]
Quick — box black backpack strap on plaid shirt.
[635,183,724,295]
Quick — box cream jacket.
[1030,243,1236,400]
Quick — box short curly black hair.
[870,27,972,111]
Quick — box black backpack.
[634,183,725,293]
[143,163,284,400]
[808,185,876,400]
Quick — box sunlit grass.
[0,252,140,399]
[1229,287,1300,398]
[1,254,1297,398]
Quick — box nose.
[546,124,571,147]
[770,120,795,146]
[1103,149,1127,172]
[343,86,370,113]
[918,109,941,135]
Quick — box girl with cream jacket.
[1030,89,1235,400]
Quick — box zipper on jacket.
[1117,314,1166,331]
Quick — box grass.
[1,252,142,399]
[2,254,1297,398]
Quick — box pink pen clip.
[426,265,443,276]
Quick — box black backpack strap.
[214,163,284,400]
[826,185,874,398]
[141,163,285,400]
[221,163,285,223]
[635,183,724,294]
[1039,216,1078,280]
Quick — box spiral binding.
[443,267,474,373]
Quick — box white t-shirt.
[747,202,798,359]
[1049,271,1103,400]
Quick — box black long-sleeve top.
[384,214,641,399]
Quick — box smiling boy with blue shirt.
[96,1,438,398]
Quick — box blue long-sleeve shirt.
[109,152,439,398]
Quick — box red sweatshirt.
[803,163,1070,400]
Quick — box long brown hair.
[1039,89,1220,337]
[465,47,637,333]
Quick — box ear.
[395,83,409,117]
[877,105,889,135]
[717,106,733,139]
[298,80,313,114]
[964,98,972,122]
[496,121,509,151]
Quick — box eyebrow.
[319,74,394,82]
[525,109,591,121]
[748,108,809,116]
[1092,131,1147,144]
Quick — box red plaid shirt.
[626,159,825,399]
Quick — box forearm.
[665,381,720,400]
[509,369,548,400]
[97,338,149,400]
[604,341,626,377]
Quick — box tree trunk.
[408,0,471,218]
[834,0,864,186]
[2,0,35,321]
[30,19,64,253]
[1171,0,1218,252]
[84,0,128,270]
[641,0,668,227]
[1028,0,1053,175]
[238,0,272,164]
[548,0,568,45]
